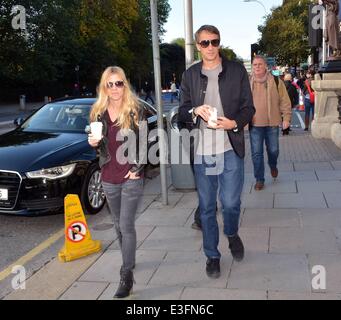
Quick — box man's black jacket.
[178,56,255,159]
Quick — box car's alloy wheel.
[81,164,106,215]
[88,170,105,210]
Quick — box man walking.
[250,56,291,191]
[178,25,255,278]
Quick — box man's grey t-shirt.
[197,64,232,156]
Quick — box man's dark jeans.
[193,150,244,259]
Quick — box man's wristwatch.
[232,123,238,133]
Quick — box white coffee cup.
[90,122,103,140]
[208,107,218,128]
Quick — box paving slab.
[308,254,341,294]
[139,227,202,252]
[137,195,158,213]
[174,192,198,209]
[331,161,341,170]
[181,287,267,300]
[148,193,184,209]
[275,192,327,209]
[59,281,109,300]
[4,252,104,300]
[276,162,295,172]
[270,227,339,254]
[324,192,341,209]
[79,250,166,285]
[269,171,318,182]
[294,162,334,171]
[268,291,341,300]
[241,193,274,209]
[296,181,341,193]
[227,252,311,292]
[149,251,232,289]
[316,170,341,181]
[232,227,269,253]
[242,209,300,228]
[300,209,341,228]
[136,208,193,227]
[250,180,297,194]
[99,283,184,300]
[109,225,155,250]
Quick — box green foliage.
[160,43,185,88]
[0,0,170,101]
[258,0,311,66]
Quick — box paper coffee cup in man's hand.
[208,107,218,128]
[90,122,103,140]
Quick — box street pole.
[184,0,194,69]
[150,0,168,205]
[243,0,267,16]
[322,5,327,65]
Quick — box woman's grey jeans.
[102,179,144,272]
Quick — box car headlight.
[26,164,76,180]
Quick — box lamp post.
[243,0,267,16]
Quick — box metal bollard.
[19,95,26,111]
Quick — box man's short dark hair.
[195,25,220,43]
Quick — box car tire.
[81,163,106,215]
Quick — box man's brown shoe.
[254,182,264,191]
[271,168,278,178]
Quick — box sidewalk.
[4,128,341,300]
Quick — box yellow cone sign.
[58,194,102,262]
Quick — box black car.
[0,98,161,216]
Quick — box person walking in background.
[178,25,255,278]
[143,81,155,105]
[282,73,299,135]
[170,81,178,103]
[250,56,292,191]
[303,71,315,131]
[88,66,147,299]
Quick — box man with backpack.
[249,56,292,191]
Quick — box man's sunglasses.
[107,81,125,89]
[198,39,220,48]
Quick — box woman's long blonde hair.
[90,66,139,129]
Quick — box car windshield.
[20,103,91,133]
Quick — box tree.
[258,0,311,66]
[160,43,185,88]
[0,0,171,101]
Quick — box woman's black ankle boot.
[114,268,134,299]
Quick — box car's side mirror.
[14,118,25,127]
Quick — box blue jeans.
[193,150,244,259]
[250,126,279,183]
[304,98,314,119]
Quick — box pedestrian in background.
[303,71,315,131]
[88,66,147,299]
[282,73,298,135]
[170,81,178,103]
[250,56,292,191]
[178,25,255,278]
[143,81,155,105]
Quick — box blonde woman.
[88,66,147,298]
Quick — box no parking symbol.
[67,221,87,243]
